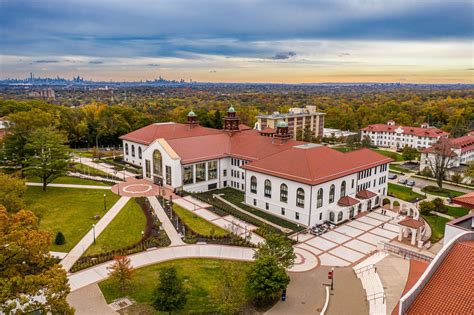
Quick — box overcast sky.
[0,0,472,83]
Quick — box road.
[389,174,472,194]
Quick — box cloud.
[147,63,160,67]
[35,59,59,63]
[269,51,297,60]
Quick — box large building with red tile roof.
[398,231,474,315]
[120,107,391,227]
[361,120,449,150]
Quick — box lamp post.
[92,224,96,244]
[296,224,300,243]
[330,267,334,290]
[103,193,107,211]
[141,230,144,239]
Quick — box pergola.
[452,192,474,210]
[398,217,425,247]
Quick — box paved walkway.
[376,254,410,314]
[26,182,111,190]
[67,283,117,315]
[174,195,266,246]
[61,197,131,272]
[73,156,137,179]
[147,196,185,246]
[68,244,254,291]
[111,178,161,197]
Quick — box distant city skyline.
[1,0,472,83]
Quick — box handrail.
[367,292,385,303]
[354,264,374,275]
[382,242,433,262]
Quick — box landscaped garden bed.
[446,205,470,218]
[387,183,425,202]
[70,198,170,272]
[421,214,449,243]
[24,186,121,252]
[99,258,253,314]
[172,204,228,237]
[421,185,464,198]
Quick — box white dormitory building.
[360,120,449,150]
[120,107,392,228]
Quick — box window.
[280,184,288,202]
[329,184,335,203]
[165,166,172,185]
[337,211,343,222]
[295,212,299,220]
[195,163,206,182]
[319,213,322,220]
[281,208,285,215]
[296,188,305,208]
[138,147,142,159]
[223,180,227,187]
[265,202,269,210]
[349,207,355,219]
[317,188,323,208]
[183,165,193,185]
[223,169,227,177]
[329,211,335,222]
[131,145,135,157]
[145,160,151,178]
[208,161,218,180]
[253,199,256,206]
[250,176,257,193]
[340,181,346,197]
[125,143,129,155]
[352,179,354,189]
[153,150,163,176]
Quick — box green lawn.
[26,175,111,186]
[446,205,470,218]
[422,215,449,243]
[173,204,228,237]
[421,186,464,198]
[24,186,120,252]
[99,258,251,314]
[84,198,147,256]
[372,149,404,162]
[71,163,113,178]
[72,150,94,158]
[388,183,425,202]
[389,164,408,173]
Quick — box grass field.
[24,186,120,252]
[421,185,464,198]
[26,175,111,186]
[372,149,404,162]
[446,205,470,218]
[99,258,251,314]
[423,215,449,243]
[388,183,425,202]
[84,198,147,256]
[173,204,228,237]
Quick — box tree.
[212,263,247,314]
[424,140,455,189]
[212,110,223,129]
[107,256,134,292]
[361,135,372,148]
[419,201,435,216]
[152,267,188,313]
[464,162,474,178]
[23,127,70,191]
[432,198,447,214]
[253,233,296,269]
[0,173,26,212]
[0,207,73,314]
[245,256,290,305]
[55,232,66,245]
[402,146,419,161]
[450,173,463,184]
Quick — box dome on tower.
[276,120,288,128]
[187,110,197,117]
[227,106,236,113]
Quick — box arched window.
[375,196,380,206]
[296,188,305,208]
[337,211,343,222]
[329,184,335,203]
[317,188,323,208]
[280,184,288,202]
[264,179,272,197]
[125,143,129,155]
[340,181,346,197]
[138,147,142,159]
[329,211,335,222]
[349,207,355,219]
[131,145,135,157]
[153,150,163,176]
[250,176,257,193]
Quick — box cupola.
[187,110,198,127]
[224,106,240,132]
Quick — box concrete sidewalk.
[73,156,137,179]
[60,196,131,272]
[26,182,111,190]
[67,283,117,315]
[68,244,255,291]
[147,196,185,246]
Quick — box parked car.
[388,173,397,180]
[398,178,407,185]
[406,180,415,187]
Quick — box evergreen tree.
[55,231,66,245]
[152,267,188,313]
[213,110,223,129]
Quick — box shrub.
[55,232,66,245]
[432,198,447,214]
[420,167,433,177]
[419,201,435,216]
[450,173,462,184]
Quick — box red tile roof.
[392,260,429,315]
[422,135,474,155]
[407,240,474,314]
[361,124,448,138]
[338,196,360,206]
[356,189,377,199]
[119,123,223,145]
[398,217,424,229]
[242,146,392,185]
[453,192,474,209]
[259,128,275,134]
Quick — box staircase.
[354,252,388,315]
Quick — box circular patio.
[111,178,161,197]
